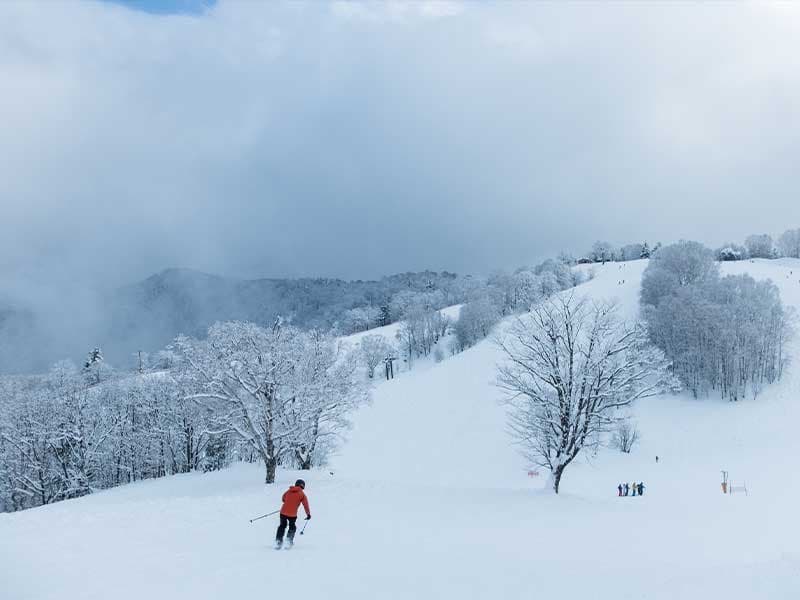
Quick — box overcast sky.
[2,1,800,293]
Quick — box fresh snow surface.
[3,261,800,599]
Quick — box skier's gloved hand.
[305,515,311,520]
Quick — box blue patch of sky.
[101,0,216,16]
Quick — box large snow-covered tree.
[284,330,367,470]
[176,320,366,483]
[640,241,718,307]
[176,320,302,483]
[496,294,674,493]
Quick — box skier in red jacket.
[275,479,311,549]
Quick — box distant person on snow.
[656,456,659,463]
[618,484,623,497]
[637,482,645,496]
[275,479,311,549]
[631,482,637,497]
[623,483,629,496]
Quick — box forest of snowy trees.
[0,323,367,511]
[452,258,589,352]
[641,241,792,401]
[584,227,800,264]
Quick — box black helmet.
[295,479,305,489]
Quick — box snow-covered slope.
[342,304,462,347]
[3,260,800,600]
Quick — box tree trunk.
[297,447,313,470]
[552,465,565,494]
[264,456,277,484]
[299,458,312,470]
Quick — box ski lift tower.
[384,355,398,380]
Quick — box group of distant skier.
[617,482,645,496]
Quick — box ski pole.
[300,519,310,535]
[249,509,280,523]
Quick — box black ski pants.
[276,514,297,542]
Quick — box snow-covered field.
[3,260,800,599]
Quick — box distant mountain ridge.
[0,267,461,374]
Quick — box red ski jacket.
[280,486,310,518]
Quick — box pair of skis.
[274,519,310,550]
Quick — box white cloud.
[2,0,800,296]
[331,0,462,23]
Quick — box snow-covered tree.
[612,421,640,454]
[176,320,366,483]
[642,240,792,401]
[341,306,382,334]
[646,274,791,400]
[176,320,302,483]
[453,295,501,351]
[534,259,580,289]
[640,241,718,307]
[777,228,800,258]
[359,335,396,379]
[286,331,367,469]
[487,271,514,314]
[396,308,451,366]
[535,272,561,298]
[513,270,542,310]
[389,290,445,322]
[619,243,643,262]
[0,384,60,508]
[496,295,674,493]
[83,347,110,385]
[744,233,775,259]
[589,241,617,263]
[45,361,115,500]
[379,304,391,326]
[556,251,575,265]
[716,244,748,262]
[154,348,180,370]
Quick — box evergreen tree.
[379,304,391,327]
[83,348,104,385]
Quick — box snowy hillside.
[3,260,800,599]
[342,304,462,347]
